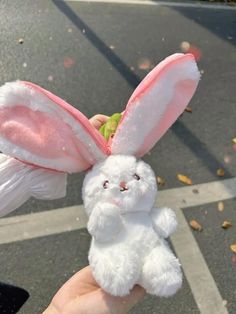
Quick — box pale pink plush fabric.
[23,82,109,157]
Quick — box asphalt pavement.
[0,0,236,313]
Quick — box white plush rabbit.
[83,154,181,297]
[0,53,200,297]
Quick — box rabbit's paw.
[139,245,182,297]
[89,246,140,296]
[151,207,177,238]
[87,203,122,242]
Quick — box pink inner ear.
[22,81,109,156]
[0,106,79,158]
[0,105,90,171]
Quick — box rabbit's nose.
[120,181,128,191]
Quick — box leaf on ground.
[232,138,236,144]
[185,106,192,113]
[230,244,236,254]
[189,220,202,231]
[177,174,192,185]
[217,168,225,177]
[232,256,236,263]
[218,201,224,211]
[157,176,165,186]
[221,220,232,229]
[138,57,152,70]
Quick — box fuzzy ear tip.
[182,53,201,81]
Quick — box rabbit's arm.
[87,202,122,243]
[151,207,177,238]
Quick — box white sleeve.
[0,154,67,217]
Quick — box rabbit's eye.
[134,173,141,181]
[103,180,109,189]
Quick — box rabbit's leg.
[89,245,140,296]
[139,244,182,297]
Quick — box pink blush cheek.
[112,199,122,207]
[0,106,82,159]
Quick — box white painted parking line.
[156,177,236,209]
[67,0,236,10]
[0,205,87,245]
[0,177,236,244]
[172,208,228,314]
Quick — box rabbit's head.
[82,155,157,215]
[0,54,200,217]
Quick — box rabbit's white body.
[83,155,182,297]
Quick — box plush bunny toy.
[0,53,200,297]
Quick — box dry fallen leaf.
[180,41,190,52]
[185,106,192,113]
[233,143,236,152]
[189,220,202,231]
[232,255,236,263]
[138,57,152,70]
[218,201,224,212]
[217,168,225,177]
[177,174,192,185]
[221,220,232,229]
[232,138,236,144]
[230,244,236,254]
[157,176,165,187]
[63,57,75,69]
[224,155,232,164]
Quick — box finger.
[43,304,59,314]
[49,267,99,310]
[76,268,145,312]
[62,285,146,314]
[121,285,146,312]
[102,285,146,314]
[89,114,109,130]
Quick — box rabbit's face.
[82,155,157,215]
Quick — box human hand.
[89,114,109,130]
[43,266,145,314]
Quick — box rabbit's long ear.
[0,154,67,217]
[0,81,109,173]
[111,54,200,157]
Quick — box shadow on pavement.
[0,282,29,313]
[52,0,140,88]
[52,0,234,182]
[173,5,236,47]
